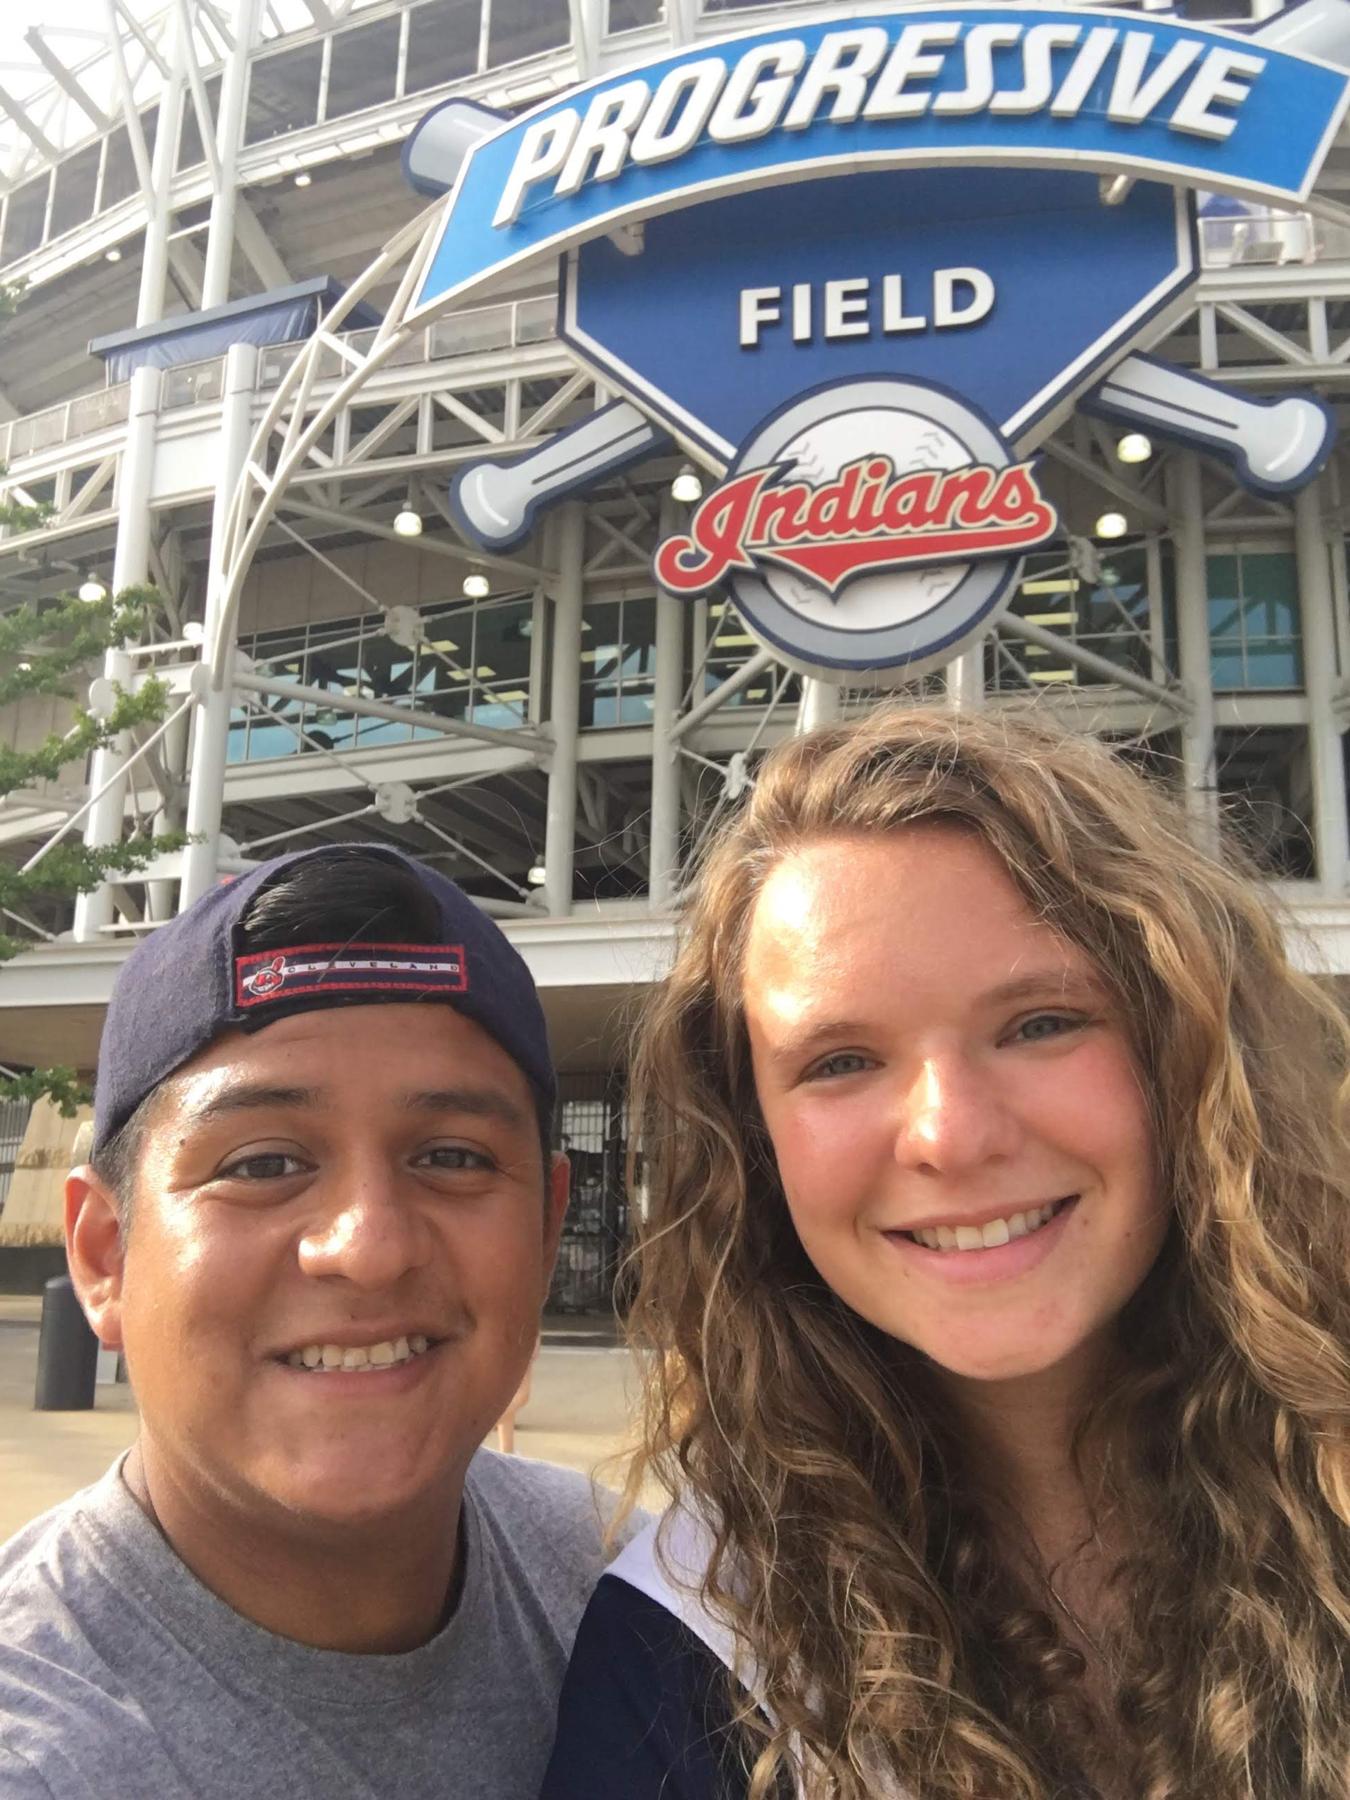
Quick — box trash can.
[34,1274,98,1411]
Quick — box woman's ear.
[65,1167,126,1350]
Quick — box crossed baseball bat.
[408,0,1348,551]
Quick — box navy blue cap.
[92,844,555,1154]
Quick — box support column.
[72,364,162,943]
[798,677,841,732]
[945,646,984,711]
[649,495,685,910]
[1166,451,1218,842]
[201,0,260,309]
[137,6,186,327]
[543,504,585,918]
[179,343,258,909]
[1294,477,1349,891]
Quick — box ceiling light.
[105,246,122,263]
[671,464,703,504]
[293,170,312,188]
[78,572,108,602]
[1116,432,1152,464]
[1094,511,1128,540]
[392,497,422,537]
[17,660,31,672]
[527,862,546,886]
[463,571,490,599]
[182,621,205,644]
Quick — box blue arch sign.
[406,1,1350,678]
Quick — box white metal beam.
[234,197,292,288]
[21,30,112,133]
[0,85,60,161]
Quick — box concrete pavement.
[0,1297,646,1542]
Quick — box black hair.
[93,848,555,1220]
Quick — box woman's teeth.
[905,1199,1070,1253]
[285,1334,431,1371]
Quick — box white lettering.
[934,266,995,329]
[783,28,890,130]
[1050,27,1119,118]
[882,274,926,333]
[709,41,806,144]
[932,23,1020,117]
[554,80,650,200]
[791,282,812,342]
[863,23,960,119]
[1170,48,1265,140]
[493,113,578,228]
[991,24,1081,116]
[740,286,782,347]
[1107,31,1204,125]
[824,278,870,338]
[632,59,727,166]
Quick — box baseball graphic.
[769,406,974,633]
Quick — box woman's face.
[743,826,1168,1385]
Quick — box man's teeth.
[285,1333,431,1371]
[908,1200,1067,1253]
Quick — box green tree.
[0,586,188,1117]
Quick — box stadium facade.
[2,0,1350,1304]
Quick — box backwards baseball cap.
[92,844,555,1156]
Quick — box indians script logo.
[653,378,1060,678]
[655,455,1054,596]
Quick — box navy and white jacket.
[540,1509,906,1800]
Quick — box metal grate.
[550,1074,630,1315]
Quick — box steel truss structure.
[4,0,1350,1086]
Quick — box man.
[0,845,629,1799]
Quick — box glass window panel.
[1207,596,1244,641]
[102,113,157,210]
[326,16,402,119]
[488,0,570,67]
[1244,639,1302,687]
[607,0,663,28]
[405,0,481,92]
[245,43,324,144]
[177,74,223,171]
[49,144,101,238]
[2,175,49,262]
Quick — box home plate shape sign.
[405,1,1350,678]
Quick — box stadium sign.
[406,2,1349,678]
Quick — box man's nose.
[892,1053,1019,1176]
[297,1162,432,1289]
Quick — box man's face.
[81,1004,566,1532]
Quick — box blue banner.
[411,5,1350,316]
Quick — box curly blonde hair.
[623,704,1350,1800]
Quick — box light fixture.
[463,570,490,599]
[17,660,31,672]
[105,246,122,263]
[527,862,547,886]
[392,495,422,537]
[1095,511,1129,540]
[671,464,703,504]
[1116,432,1153,464]
[182,621,205,645]
[78,571,108,602]
[293,170,312,188]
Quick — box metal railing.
[0,293,559,472]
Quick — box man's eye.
[218,1152,306,1181]
[419,1146,495,1172]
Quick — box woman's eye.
[808,1051,874,1081]
[1011,1013,1081,1044]
[218,1151,306,1181]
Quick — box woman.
[541,706,1349,1800]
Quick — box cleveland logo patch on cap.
[234,941,469,1010]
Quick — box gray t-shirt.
[0,1450,625,1799]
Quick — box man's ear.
[543,1151,570,1272]
[65,1166,127,1351]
